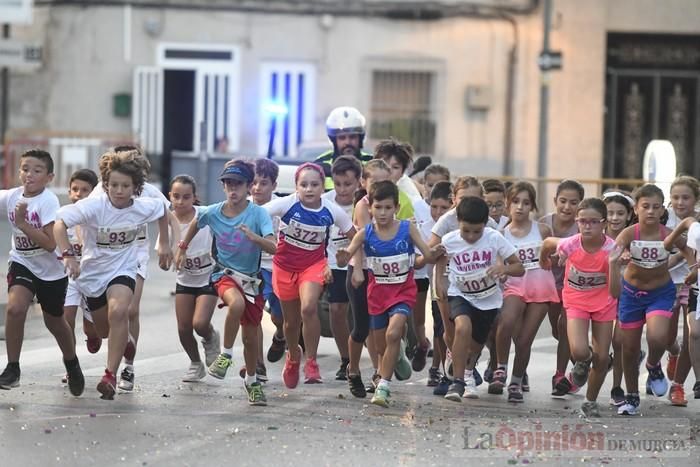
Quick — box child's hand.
[539,254,552,270]
[608,245,624,264]
[174,249,185,272]
[239,225,257,241]
[158,244,173,271]
[431,244,446,259]
[63,257,80,279]
[351,268,365,289]
[336,248,352,268]
[14,202,28,227]
[685,267,698,286]
[556,252,568,267]
[486,264,507,280]
[323,265,333,284]
[435,277,448,301]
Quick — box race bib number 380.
[96,226,139,250]
[13,234,42,257]
[284,220,326,251]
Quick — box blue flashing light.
[263,101,289,116]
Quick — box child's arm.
[336,228,366,269]
[355,201,371,229]
[664,217,695,251]
[54,220,79,279]
[167,210,181,250]
[156,212,172,271]
[435,254,449,300]
[487,253,525,279]
[409,222,445,268]
[14,202,57,252]
[174,218,200,271]
[608,245,624,298]
[538,237,560,270]
[240,226,277,255]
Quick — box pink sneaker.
[282,346,302,389]
[304,357,322,384]
[86,337,102,354]
[97,369,116,400]
[566,372,581,394]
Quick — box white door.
[195,70,237,153]
[132,67,163,154]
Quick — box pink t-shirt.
[558,234,617,313]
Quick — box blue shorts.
[369,302,411,330]
[261,269,282,320]
[618,279,675,329]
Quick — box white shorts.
[65,281,84,308]
[136,250,150,280]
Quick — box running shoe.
[522,372,530,392]
[444,380,466,402]
[366,373,380,394]
[245,381,267,406]
[507,383,523,403]
[118,367,135,392]
[201,330,221,367]
[666,353,679,381]
[693,381,700,399]
[566,372,581,393]
[282,346,302,389]
[646,363,668,397]
[668,384,687,407]
[610,386,626,406]
[551,373,571,397]
[412,339,429,372]
[371,385,390,408]
[394,338,412,381]
[256,363,268,383]
[580,401,601,418]
[86,337,102,354]
[0,365,20,390]
[427,367,441,387]
[336,358,350,381]
[97,369,116,400]
[463,374,479,399]
[304,357,322,384]
[483,365,494,384]
[182,362,206,382]
[208,353,232,380]
[571,353,593,387]
[65,358,85,397]
[433,375,451,396]
[348,372,367,398]
[617,394,640,416]
[488,368,507,395]
[267,334,286,363]
[473,366,483,387]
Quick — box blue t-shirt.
[197,201,274,279]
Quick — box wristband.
[61,247,76,257]
[178,240,189,250]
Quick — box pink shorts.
[674,284,690,307]
[272,261,326,301]
[567,302,617,322]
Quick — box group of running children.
[1,142,699,419]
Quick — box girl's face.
[296,168,324,206]
[454,186,482,207]
[107,170,135,208]
[69,179,93,203]
[508,190,534,222]
[670,184,696,219]
[423,173,448,201]
[362,169,390,191]
[371,198,398,226]
[169,181,195,214]
[554,189,581,222]
[635,195,664,225]
[575,208,606,239]
[606,201,631,234]
[485,191,506,221]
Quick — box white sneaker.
[202,330,221,367]
[182,362,206,382]
[463,374,479,399]
[118,367,135,392]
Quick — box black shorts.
[416,278,430,294]
[327,269,349,304]
[448,295,498,345]
[689,287,698,312]
[176,283,218,297]
[86,276,136,312]
[7,261,67,317]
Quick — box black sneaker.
[267,334,286,363]
[507,383,524,403]
[522,372,530,392]
[411,340,429,372]
[551,374,572,397]
[348,372,366,398]
[445,380,466,402]
[433,375,452,396]
[65,358,85,397]
[693,381,700,399]
[336,358,350,381]
[610,386,625,406]
[365,373,380,394]
[427,367,441,387]
[0,365,20,390]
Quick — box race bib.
[96,225,139,250]
[630,240,668,269]
[284,219,326,251]
[184,250,214,276]
[369,253,412,284]
[452,270,498,299]
[67,230,83,259]
[135,224,148,245]
[567,265,607,291]
[13,234,43,257]
[516,241,542,270]
[222,268,261,303]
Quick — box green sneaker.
[208,353,232,379]
[371,385,390,408]
[245,382,267,406]
[394,338,412,381]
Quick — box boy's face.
[430,197,452,222]
[69,179,94,203]
[454,187,482,207]
[19,156,53,195]
[370,197,398,225]
[332,170,360,206]
[458,220,485,244]
[423,173,449,201]
[251,175,276,205]
[222,178,250,205]
[384,156,404,183]
[107,170,135,208]
[484,191,506,221]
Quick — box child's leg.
[413,288,429,349]
[281,298,303,361]
[511,303,549,379]
[346,265,370,375]
[687,308,700,381]
[42,311,77,360]
[125,275,145,363]
[646,315,672,366]
[4,285,34,363]
[299,281,324,360]
[330,302,350,360]
[621,326,644,394]
[548,301,561,341]
[451,315,473,380]
[241,324,259,378]
[256,324,265,366]
[587,320,614,402]
[556,307,571,374]
[192,294,217,340]
[611,321,624,388]
[64,306,78,334]
[221,287,247,352]
[437,297,454,350]
[567,317,592,364]
[105,285,135,374]
[496,296,526,371]
[672,312,691,385]
[175,293,199,362]
[378,313,409,380]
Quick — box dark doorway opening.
[162,69,196,187]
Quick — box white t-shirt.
[442,227,516,310]
[257,194,280,272]
[57,195,166,297]
[0,187,66,280]
[176,213,214,288]
[413,198,434,280]
[667,209,692,284]
[398,174,422,202]
[687,222,700,290]
[432,208,499,238]
[322,190,353,270]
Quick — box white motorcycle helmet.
[326,106,366,152]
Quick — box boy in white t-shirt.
[436,196,524,402]
[0,150,85,396]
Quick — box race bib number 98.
[369,253,412,284]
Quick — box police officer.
[314,106,373,190]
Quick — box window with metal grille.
[370,70,436,154]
